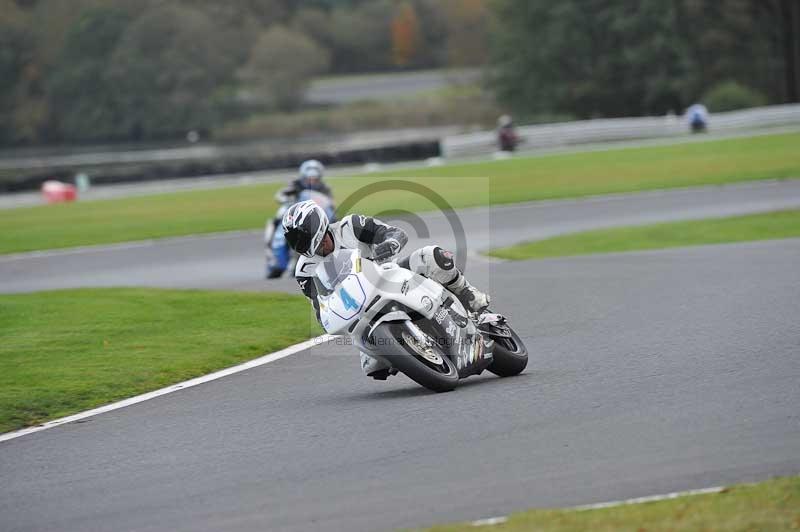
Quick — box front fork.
[404,321,430,346]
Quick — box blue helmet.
[299,159,325,187]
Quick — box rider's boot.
[360,352,396,380]
[266,268,285,279]
[446,271,491,314]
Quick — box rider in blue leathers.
[266,160,335,279]
[686,103,709,133]
[275,160,332,205]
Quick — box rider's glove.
[373,239,401,263]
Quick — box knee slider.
[411,245,457,285]
[432,247,455,271]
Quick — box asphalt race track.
[3,179,800,295]
[1,180,800,532]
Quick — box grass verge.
[1,132,799,255]
[489,209,800,260]
[426,476,800,532]
[0,288,320,433]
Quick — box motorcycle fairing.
[429,296,493,378]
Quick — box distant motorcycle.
[687,103,709,134]
[315,248,528,392]
[498,125,520,152]
[265,190,336,279]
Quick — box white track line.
[471,516,509,527]
[0,334,333,444]
[470,486,726,527]
[571,486,726,510]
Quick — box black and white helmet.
[282,200,329,257]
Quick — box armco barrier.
[442,104,800,158]
[0,140,441,193]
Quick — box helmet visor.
[283,203,326,257]
[285,227,313,256]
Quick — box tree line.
[1,0,796,146]
[490,0,800,120]
[0,0,490,145]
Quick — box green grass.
[0,288,320,433]
[489,209,800,260]
[425,476,800,532]
[2,132,799,255]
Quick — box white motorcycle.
[315,249,528,392]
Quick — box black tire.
[486,323,528,377]
[371,322,459,393]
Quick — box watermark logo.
[336,179,469,269]
[306,175,491,343]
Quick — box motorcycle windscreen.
[297,190,335,221]
[313,249,357,297]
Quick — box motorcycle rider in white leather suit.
[282,200,491,380]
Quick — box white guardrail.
[441,104,800,158]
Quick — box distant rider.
[497,114,519,152]
[275,159,332,204]
[266,160,335,279]
[282,200,491,380]
[686,103,709,133]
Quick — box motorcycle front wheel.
[484,322,528,377]
[371,322,459,393]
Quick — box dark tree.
[46,7,133,141]
[490,0,691,118]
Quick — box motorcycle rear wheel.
[372,322,459,393]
